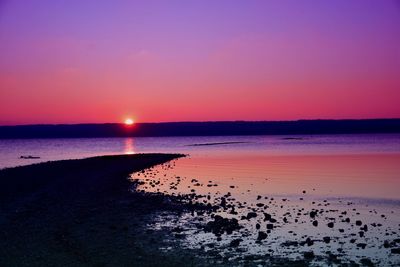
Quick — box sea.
[1,134,400,264]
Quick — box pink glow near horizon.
[0,0,399,125]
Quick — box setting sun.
[124,118,134,125]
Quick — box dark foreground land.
[0,154,214,267]
[0,154,343,267]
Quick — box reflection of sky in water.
[1,134,399,264]
[133,153,400,200]
[131,139,400,265]
[1,134,400,169]
[124,138,135,155]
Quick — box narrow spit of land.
[0,154,214,267]
[186,141,249,146]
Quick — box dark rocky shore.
[0,154,212,267]
[2,154,395,266]
[1,154,305,266]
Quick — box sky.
[0,0,399,125]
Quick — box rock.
[357,243,367,249]
[230,238,242,247]
[323,236,331,243]
[391,248,400,254]
[356,220,362,226]
[175,233,186,239]
[327,252,341,264]
[263,213,272,221]
[305,237,314,246]
[360,258,374,267]
[281,241,299,247]
[257,231,268,241]
[327,222,334,228]
[310,211,317,218]
[384,240,390,248]
[172,227,184,233]
[266,223,274,230]
[204,215,241,235]
[220,197,227,208]
[304,251,315,260]
[312,220,318,227]
[246,212,257,220]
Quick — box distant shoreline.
[0,119,399,139]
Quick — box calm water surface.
[1,134,400,264]
[1,134,399,199]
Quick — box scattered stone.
[175,233,186,239]
[384,240,390,248]
[357,243,367,249]
[204,215,241,235]
[263,213,272,221]
[391,248,400,254]
[230,238,242,247]
[281,241,299,247]
[257,231,268,241]
[304,251,315,260]
[305,237,314,246]
[246,212,257,220]
[360,258,374,267]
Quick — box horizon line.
[1,117,400,127]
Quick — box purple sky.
[0,0,399,124]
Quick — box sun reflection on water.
[124,138,135,154]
